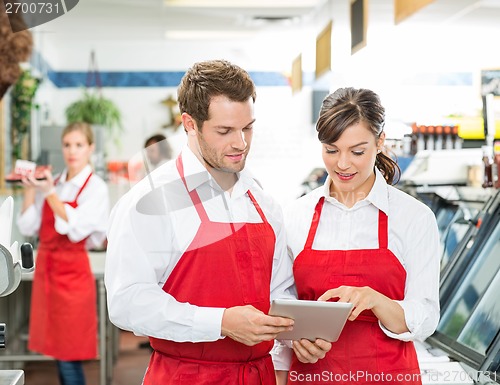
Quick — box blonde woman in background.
[17,122,109,385]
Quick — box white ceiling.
[41,0,500,41]
[33,0,500,70]
[39,0,326,42]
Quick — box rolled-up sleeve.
[16,195,43,237]
[54,180,109,247]
[381,209,440,341]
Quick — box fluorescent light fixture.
[164,0,321,8]
[165,30,256,40]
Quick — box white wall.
[40,85,319,206]
[28,0,500,205]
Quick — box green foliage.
[11,69,40,160]
[65,89,123,145]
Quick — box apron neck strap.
[304,196,325,250]
[176,154,210,222]
[304,197,389,250]
[246,190,268,224]
[378,210,388,249]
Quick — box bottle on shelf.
[410,123,418,155]
[434,125,443,151]
[417,125,426,153]
[402,134,412,156]
[452,125,462,149]
[482,145,494,188]
[426,125,435,150]
[444,125,453,150]
[494,141,500,189]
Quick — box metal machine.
[1,197,34,385]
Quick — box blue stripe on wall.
[46,70,290,88]
[31,51,290,88]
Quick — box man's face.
[195,95,255,174]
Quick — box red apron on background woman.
[145,156,277,385]
[290,197,421,385]
[29,173,97,361]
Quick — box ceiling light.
[164,30,256,40]
[163,0,322,8]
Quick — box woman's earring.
[377,149,381,154]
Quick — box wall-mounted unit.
[315,20,332,79]
[350,0,367,54]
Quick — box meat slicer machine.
[0,196,34,385]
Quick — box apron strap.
[176,154,271,227]
[304,199,389,250]
[176,154,210,223]
[304,196,325,250]
[378,210,388,249]
[247,190,269,225]
[52,171,93,202]
[74,172,93,202]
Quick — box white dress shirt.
[272,167,440,370]
[17,164,109,249]
[105,146,296,343]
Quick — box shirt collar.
[366,168,389,215]
[180,145,261,193]
[321,167,389,214]
[58,164,93,187]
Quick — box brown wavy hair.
[316,87,400,185]
[0,0,33,100]
[177,59,256,130]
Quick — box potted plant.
[10,69,40,161]
[65,88,123,146]
[65,88,123,178]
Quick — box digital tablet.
[269,299,353,342]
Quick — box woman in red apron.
[273,88,440,384]
[18,122,109,385]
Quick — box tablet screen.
[269,299,352,342]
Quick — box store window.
[457,267,500,355]
[429,192,500,380]
[437,222,500,354]
[428,199,482,273]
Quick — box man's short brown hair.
[177,59,256,130]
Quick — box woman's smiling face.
[322,120,384,203]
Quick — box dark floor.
[23,332,151,385]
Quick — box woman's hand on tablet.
[318,285,381,321]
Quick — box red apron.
[28,173,97,361]
[289,197,421,385]
[144,155,277,385]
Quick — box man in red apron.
[106,60,331,385]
